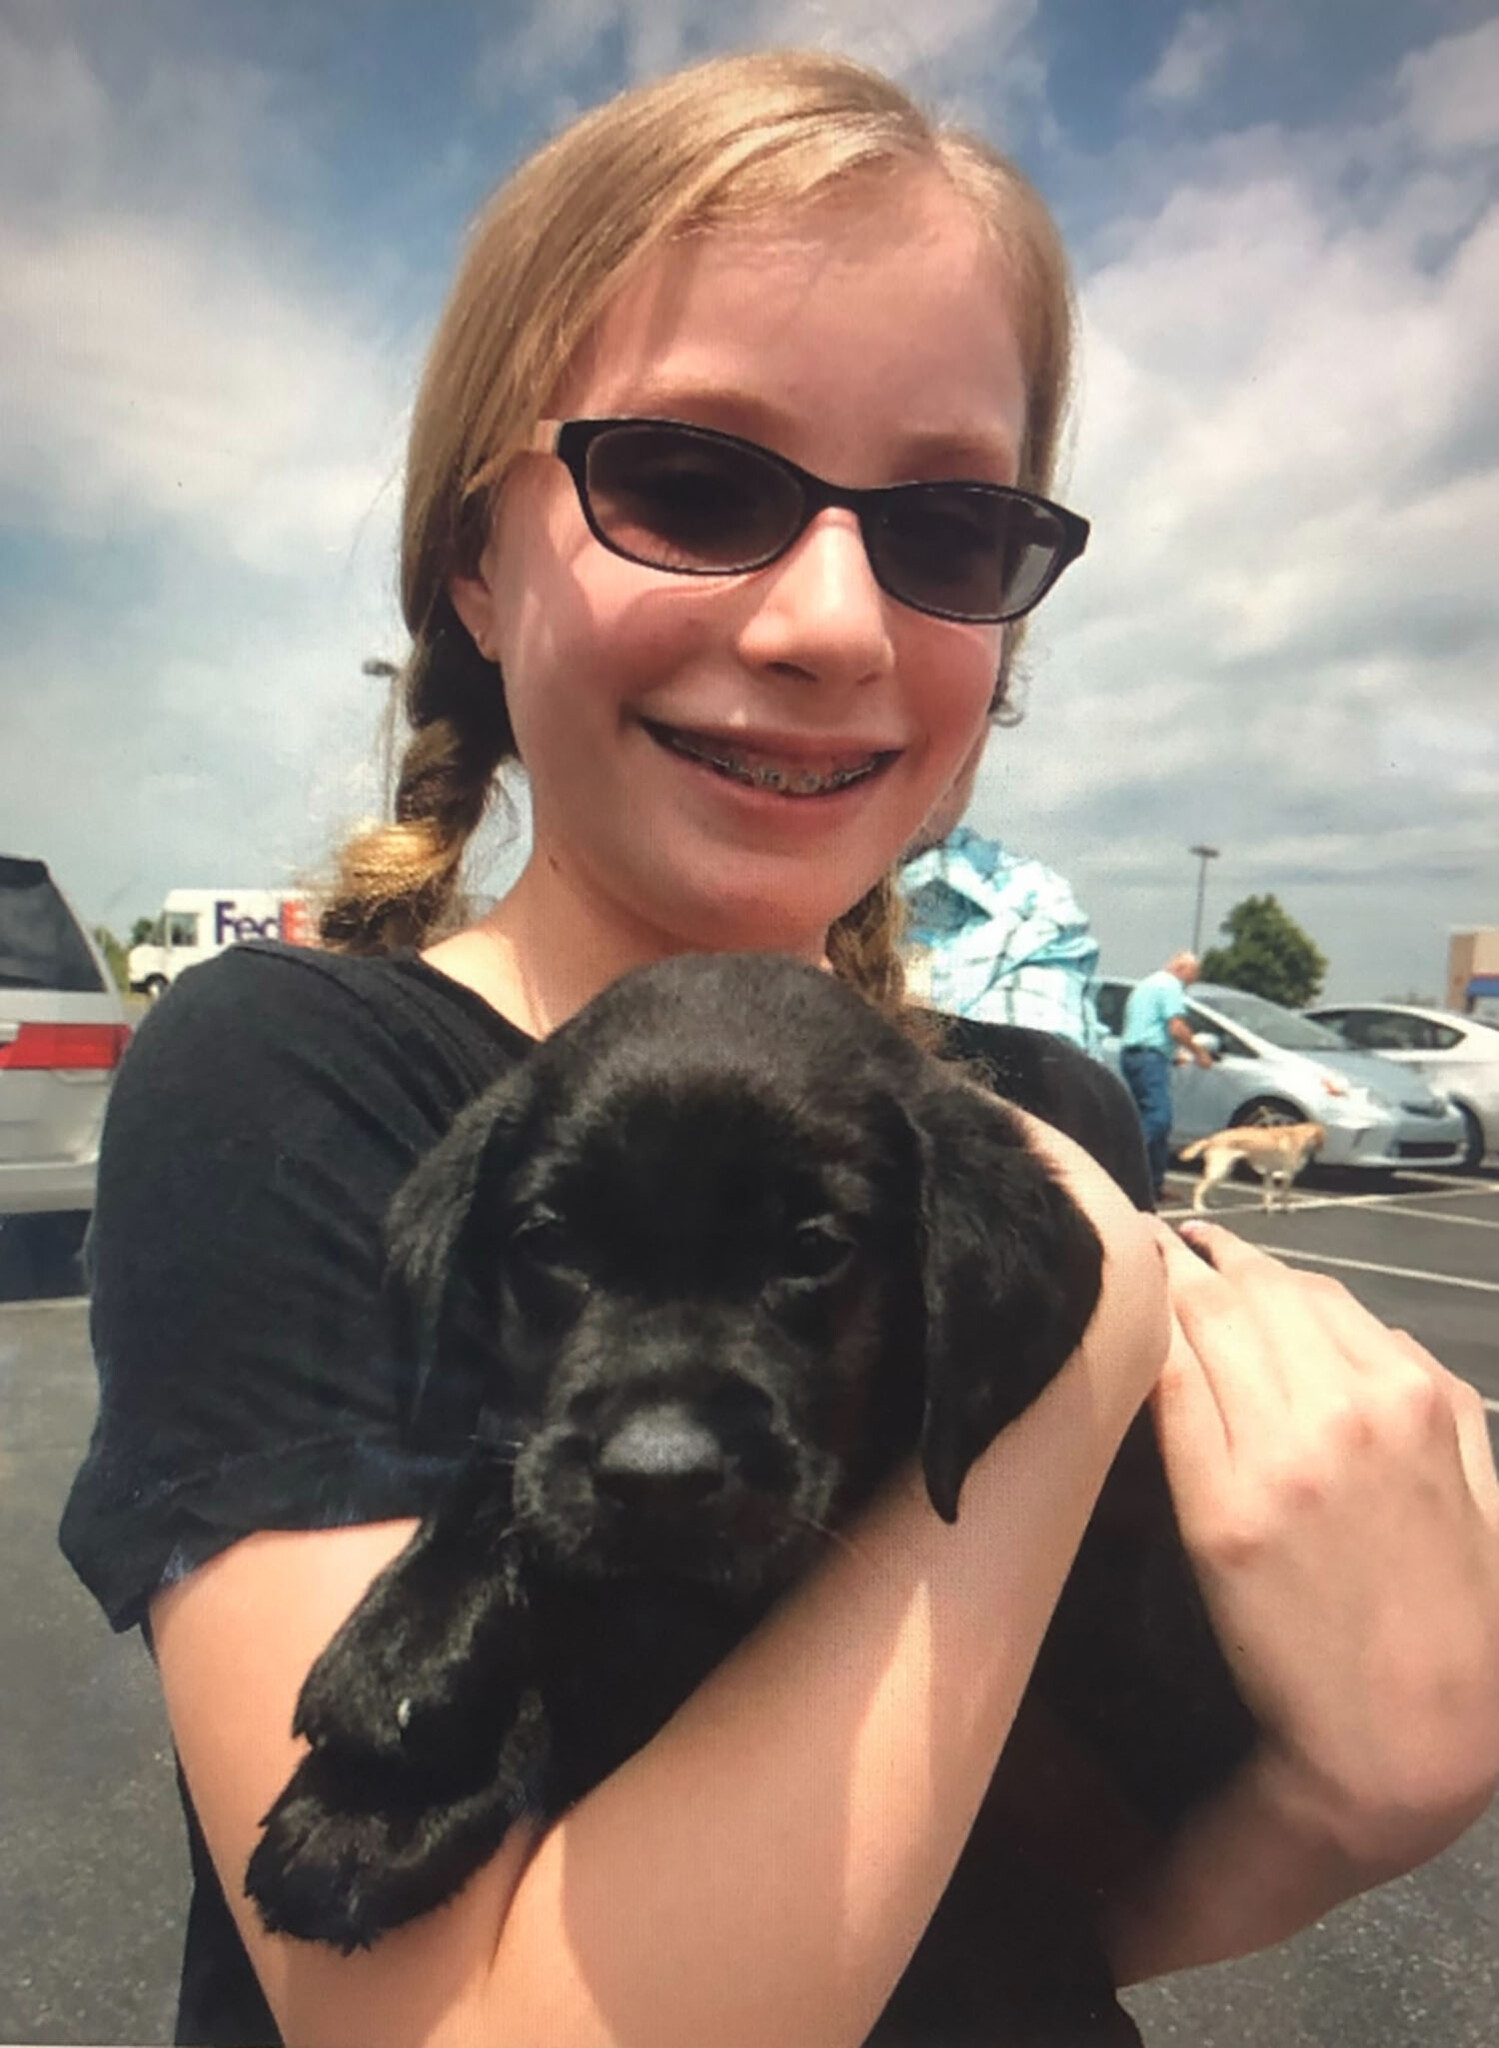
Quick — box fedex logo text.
[213,900,307,946]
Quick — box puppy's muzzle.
[516,1370,826,1593]
[593,1401,729,1513]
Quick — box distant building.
[1448,928,1499,1020]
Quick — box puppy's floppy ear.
[384,1074,533,1424]
[911,1084,1104,1524]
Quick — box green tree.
[92,926,131,994]
[1200,894,1328,1008]
[129,915,158,948]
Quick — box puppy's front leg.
[246,1461,546,1950]
[290,1459,531,1777]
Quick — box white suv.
[0,855,131,1286]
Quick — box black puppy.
[247,954,1251,2019]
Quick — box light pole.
[1189,845,1219,956]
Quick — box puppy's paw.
[247,1693,549,1951]
[292,1610,454,1768]
[292,1527,533,1777]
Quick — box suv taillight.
[0,1022,131,1070]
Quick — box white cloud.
[0,548,405,928]
[1063,127,1498,670]
[1396,15,1499,155]
[754,0,1033,78]
[0,12,411,931]
[0,214,407,571]
[1141,7,1235,107]
[967,19,1499,993]
[475,0,1039,109]
[0,14,409,572]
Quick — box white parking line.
[1160,1176,1499,1224]
[1332,1203,1499,1230]
[1335,1180,1499,1209]
[1250,1245,1499,1294]
[1394,1172,1499,1194]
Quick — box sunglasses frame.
[527,416,1090,625]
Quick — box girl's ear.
[447,567,497,664]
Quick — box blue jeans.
[1120,1045,1174,1197]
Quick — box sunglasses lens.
[583,424,804,572]
[874,487,1070,622]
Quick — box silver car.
[1305,1001,1499,1172]
[1095,979,1468,1172]
[1,856,131,1285]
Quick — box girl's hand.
[1152,1220,1499,1877]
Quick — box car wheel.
[1454,1103,1486,1174]
[144,975,169,1001]
[1229,1098,1304,1128]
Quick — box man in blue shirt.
[1120,953,1214,1201]
[899,737,1105,1055]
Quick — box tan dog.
[1176,1121,1327,1212]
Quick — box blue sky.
[2,0,1497,997]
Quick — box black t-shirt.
[60,942,1153,2047]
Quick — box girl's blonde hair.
[321,48,1077,1018]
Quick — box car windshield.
[1197,987,1347,1052]
[0,856,105,992]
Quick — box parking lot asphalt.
[1157,1161,1499,1402]
[2,1164,1496,2047]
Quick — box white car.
[1305,1002,1499,1171]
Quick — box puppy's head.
[386,955,1102,1596]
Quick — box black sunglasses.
[527,416,1089,625]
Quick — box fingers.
[1154,1221,1300,1430]
[1172,1221,1395,1391]
[1161,1219,1499,1526]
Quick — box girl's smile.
[638,718,900,797]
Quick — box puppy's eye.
[789,1219,855,1282]
[508,1207,572,1268]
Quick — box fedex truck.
[127,889,313,997]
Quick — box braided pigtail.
[319,600,514,954]
[825,870,942,1049]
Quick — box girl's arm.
[1103,1222,1499,1984]
[153,1121,1169,2048]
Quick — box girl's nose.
[735,509,897,690]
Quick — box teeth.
[655,726,885,796]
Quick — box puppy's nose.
[594,1404,726,1510]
